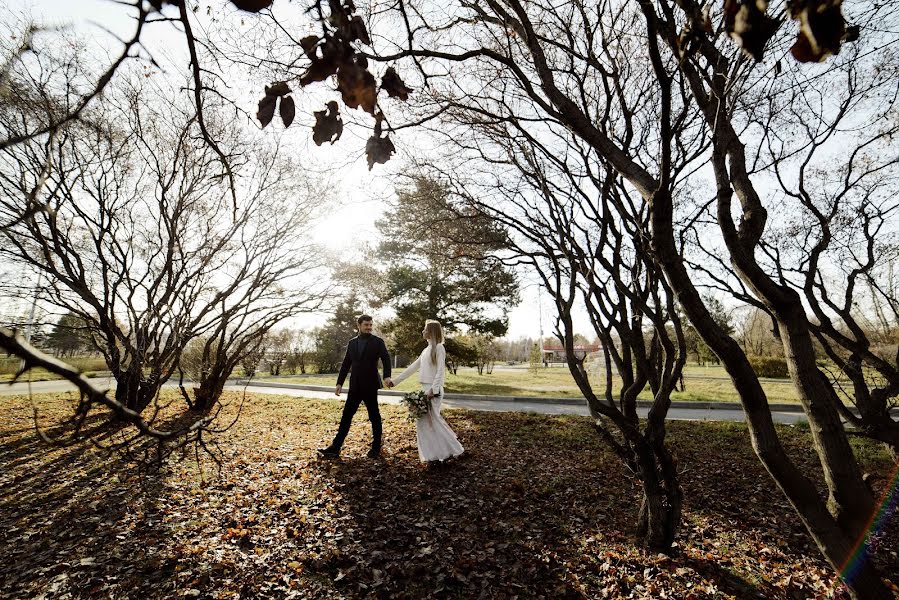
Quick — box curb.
[235,380,809,413]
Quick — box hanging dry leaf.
[300,39,345,87]
[312,101,343,145]
[280,96,296,128]
[300,35,320,60]
[348,15,371,45]
[788,0,848,62]
[365,133,395,170]
[337,59,377,114]
[723,0,780,62]
[301,59,339,87]
[257,94,277,128]
[265,82,291,97]
[230,0,274,12]
[790,30,817,62]
[381,67,411,101]
[327,0,350,29]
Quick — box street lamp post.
[20,270,44,371]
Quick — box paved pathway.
[0,376,810,424]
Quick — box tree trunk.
[114,366,150,412]
[633,440,682,552]
[649,189,891,598]
[777,317,875,537]
[192,366,231,412]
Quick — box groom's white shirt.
[392,342,447,395]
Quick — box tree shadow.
[0,404,197,598]
[306,409,782,598]
[5,396,889,598]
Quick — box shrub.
[748,356,789,379]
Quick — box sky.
[4,0,567,340]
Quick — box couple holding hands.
[317,315,465,463]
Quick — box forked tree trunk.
[634,441,682,551]
[114,365,154,413]
[649,189,892,599]
[191,363,234,412]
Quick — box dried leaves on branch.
[312,101,343,145]
[253,0,411,168]
[723,0,859,62]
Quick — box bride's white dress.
[392,342,464,462]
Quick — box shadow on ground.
[0,393,895,599]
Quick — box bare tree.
[263,329,294,377]
[284,329,316,374]
[461,333,497,375]
[1,76,326,410]
[0,0,403,462]
[0,0,414,367]
[0,327,227,465]
[178,268,327,411]
[345,0,898,595]
[421,124,690,549]
[685,37,899,450]
[736,307,782,357]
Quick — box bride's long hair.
[424,320,444,365]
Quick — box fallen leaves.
[0,393,896,599]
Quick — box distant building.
[541,342,602,364]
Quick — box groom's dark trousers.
[332,334,392,451]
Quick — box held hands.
[335,385,342,396]
[384,378,395,388]
[427,389,435,400]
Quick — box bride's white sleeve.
[429,345,447,395]
[392,355,420,385]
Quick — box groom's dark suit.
[330,334,392,451]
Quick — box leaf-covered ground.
[1,392,897,599]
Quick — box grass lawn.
[0,368,109,383]
[0,356,109,383]
[1,392,896,598]
[0,358,803,403]
[269,365,802,403]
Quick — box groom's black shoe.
[366,447,382,459]
[317,446,340,458]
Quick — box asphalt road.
[0,376,808,424]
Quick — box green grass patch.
[269,365,802,403]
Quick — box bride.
[390,320,464,464]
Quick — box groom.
[318,315,393,459]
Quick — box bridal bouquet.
[401,390,431,421]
